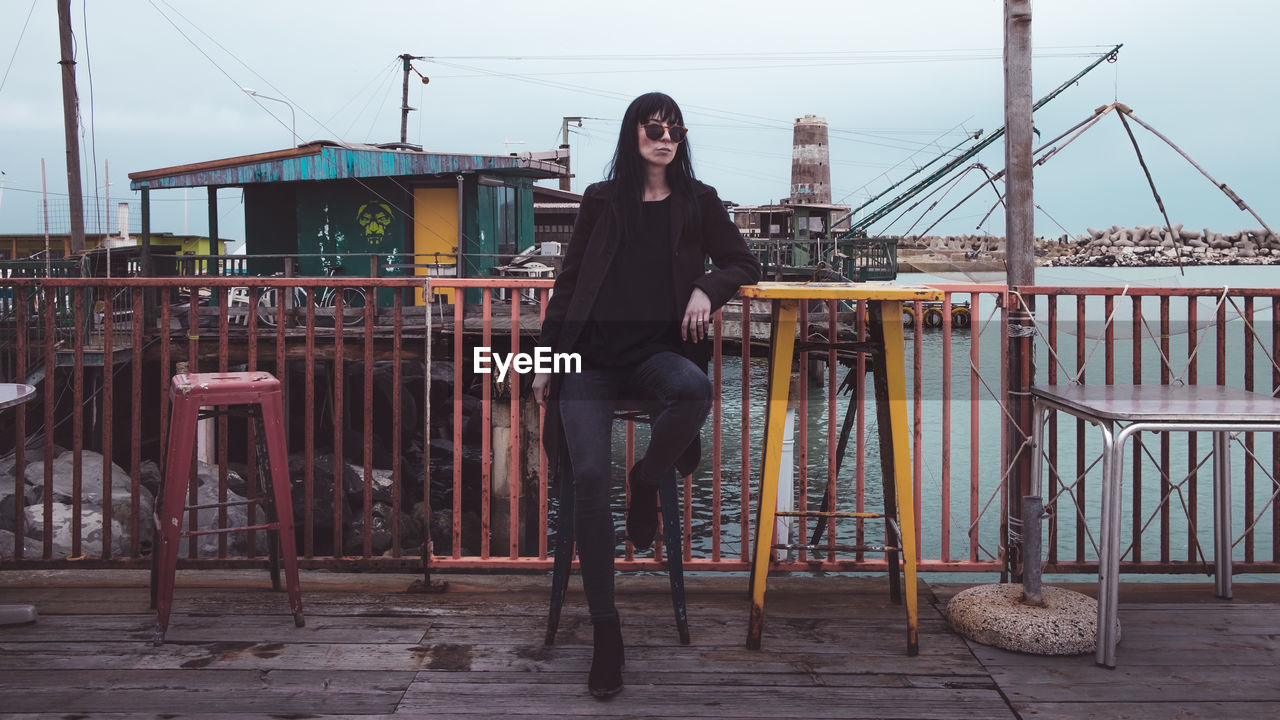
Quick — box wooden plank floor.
[933,582,1280,720]
[1,572,1277,719]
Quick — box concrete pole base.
[945,584,1114,655]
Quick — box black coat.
[539,179,762,475]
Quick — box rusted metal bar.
[1244,296,1255,563]
[303,288,316,557]
[273,278,288,558]
[625,416,636,562]
[857,299,867,561]
[1161,296,1171,562]
[1131,296,1143,563]
[998,292,1011,578]
[217,289,231,559]
[969,293,981,563]
[1075,294,1086,565]
[14,287,29,559]
[158,288,171,546]
[480,292,491,560]
[1188,296,1199,563]
[740,298,750,563]
[363,293,376,559]
[912,299,924,562]
[102,296,115,560]
[826,300,837,564]
[712,308,724,563]
[538,287,550,560]
[1045,292,1059,566]
[452,295,463,559]
[509,293,520,559]
[72,291,85,559]
[185,285,199,561]
[1215,297,1228,566]
[1021,285,1280,298]
[1274,300,1280,563]
[246,288,259,559]
[798,301,809,563]
[941,294,953,563]
[1217,300,1227,388]
[333,288,345,558]
[391,291,404,558]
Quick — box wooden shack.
[128,141,568,304]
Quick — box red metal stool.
[151,371,304,645]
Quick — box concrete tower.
[789,115,831,204]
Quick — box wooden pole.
[1004,0,1035,286]
[559,117,583,192]
[57,0,85,255]
[1004,0,1036,584]
[399,54,427,145]
[41,159,51,275]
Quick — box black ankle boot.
[589,617,624,699]
[627,459,660,552]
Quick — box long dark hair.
[606,92,697,204]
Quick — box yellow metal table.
[738,282,943,655]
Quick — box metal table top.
[1030,384,1280,423]
[0,383,36,411]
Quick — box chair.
[544,405,690,647]
[150,371,304,644]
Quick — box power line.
[423,47,1106,62]
[0,0,38,97]
[325,58,399,130]
[147,0,296,141]
[83,0,103,238]
[427,52,1100,80]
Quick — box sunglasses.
[641,121,688,143]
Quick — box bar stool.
[151,371,304,645]
[545,405,690,647]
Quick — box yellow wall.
[413,187,459,304]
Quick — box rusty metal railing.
[2,276,1277,579]
[1015,286,1280,574]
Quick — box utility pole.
[400,53,426,145]
[559,117,584,191]
[1003,0,1038,591]
[57,0,85,254]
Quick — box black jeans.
[558,351,712,622]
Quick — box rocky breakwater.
[1045,225,1280,267]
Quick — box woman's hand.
[681,288,713,342]
[532,372,551,406]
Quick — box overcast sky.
[1,0,1276,245]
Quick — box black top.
[575,197,679,368]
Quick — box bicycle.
[255,269,368,328]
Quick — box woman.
[533,92,761,698]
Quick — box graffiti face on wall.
[357,202,394,246]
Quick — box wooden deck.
[1,571,1278,719]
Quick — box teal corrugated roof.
[129,141,567,190]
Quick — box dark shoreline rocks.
[892,226,1280,268]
